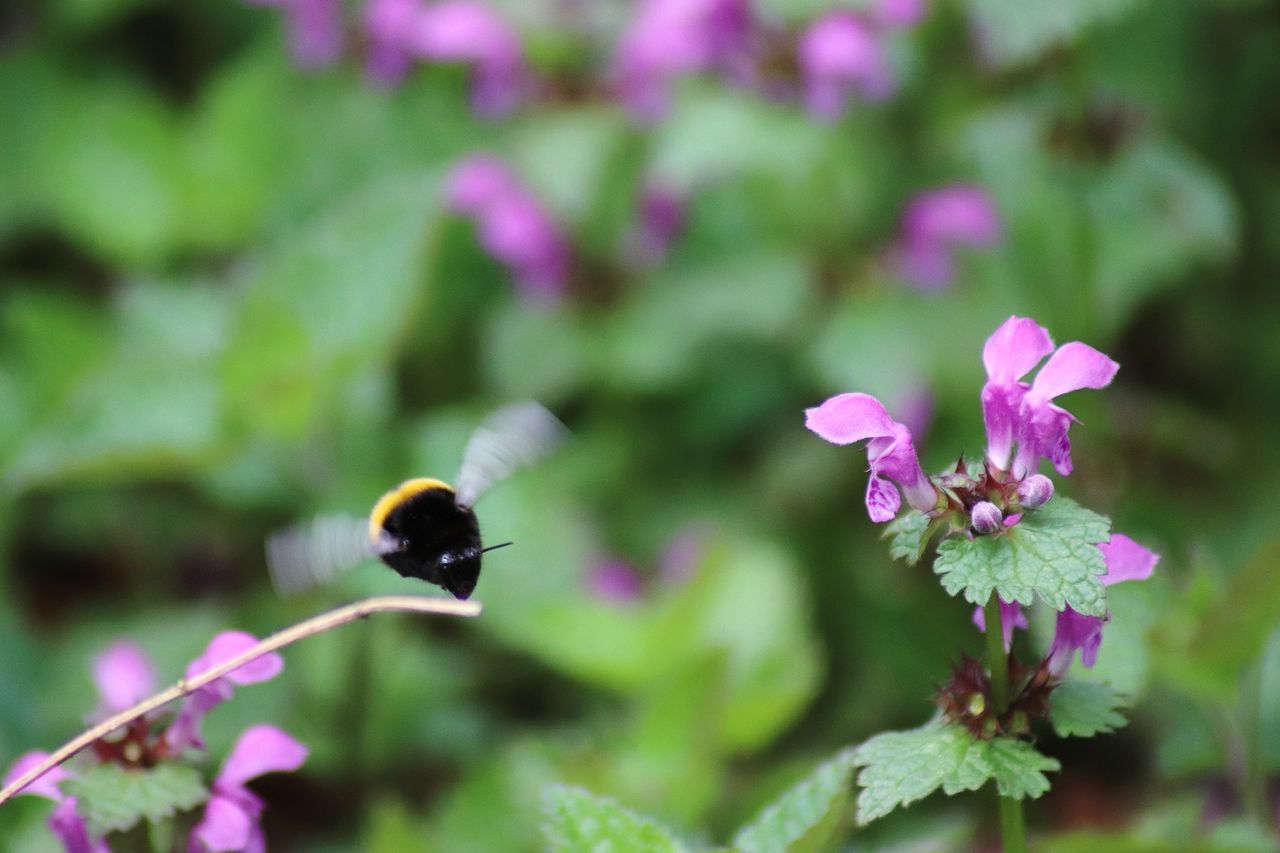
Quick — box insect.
[267,401,567,600]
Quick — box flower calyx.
[934,654,1059,740]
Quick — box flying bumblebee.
[267,402,567,600]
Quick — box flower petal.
[1048,607,1106,674]
[804,392,897,445]
[982,316,1054,385]
[192,794,254,853]
[3,752,68,801]
[864,474,901,523]
[50,798,104,853]
[92,641,157,713]
[1027,341,1119,404]
[187,632,283,686]
[217,725,308,790]
[1099,534,1159,585]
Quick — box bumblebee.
[267,402,566,600]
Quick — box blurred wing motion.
[267,513,396,596]
[454,401,568,508]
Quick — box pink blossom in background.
[586,558,644,603]
[891,185,1001,289]
[624,187,687,267]
[612,0,755,121]
[980,315,1119,478]
[91,640,157,716]
[190,725,308,853]
[805,392,938,523]
[797,11,894,121]
[362,0,528,114]
[1047,534,1159,674]
[248,0,345,68]
[444,155,573,300]
[873,0,927,29]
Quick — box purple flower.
[972,597,1028,652]
[167,632,285,754]
[1015,473,1054,509]
[873,0,927,29]
[91,641,157,716]
[585,558,644,603]
[2,753,106,853]
[980,316,1119,478]
[1047,534,1159,674]
[891,185,1001,289]
[247,0,344,69]
[805,392,938,523]
[623,187,687,268]
[612,0,755,121]
[443,155,573,300]
[797,11,893,121]
[189,725,308,853]
[970,501,1004,535]
[363,0,528,114]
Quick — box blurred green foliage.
[1,0,1279,849]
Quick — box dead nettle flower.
[796,11,893,120]
[890,185,1002,290]
[981,315,1119,479]
[583,530,708,603]
[1046,534,1159,675]
[804,392,939,523]
[247,0,345,68]
[443,155,573,300]
[364,0,529,115]
[3,633,303,853]
[611,0,756,121]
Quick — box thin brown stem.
[0,595,481,807]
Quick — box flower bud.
[971,501,1004,535]
[1016,474,1054,509]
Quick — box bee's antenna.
[482,541,514,553]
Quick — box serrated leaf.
[934,498,1112,618]
[733,748,856,853]
[61,763,207,837]
[1049,681,1130,738]
[884,511,931,566]
[852,720,1059,825]
[542,785,688,853]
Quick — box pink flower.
[247,0,344,69]
[972,598,1029,652]
[797,12,893,121]
[873,0,927,29]
[189,726,308,853]
[980,316,1119,478]
[167,632,285,754]
[363,0,528,115]
[612,0,755,121]
[805,392,938,523]
[91,641,157,716]
[585,558,644,603]
[444,155,573,300]
[2,754,106,853]
[891,185,1001,289]
[1047,535,1159,674]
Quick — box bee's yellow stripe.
[368,478,453,543]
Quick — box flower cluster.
[3,633,307,852]
[807,315,1157,679]
[245,0,928,122]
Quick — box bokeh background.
[2,0,1279,849]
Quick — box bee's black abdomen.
[377,486,483,600]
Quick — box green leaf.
[733,748,856,853]
[934,498,1112,618]
[542,785,688,853]
[852,720,1059,825]
[1049,680,1130,738]
[884,510,931,566]
[962,0,1150,68]
[61,763,207,837]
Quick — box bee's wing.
[266,513,397,596]
[454,401,568,508]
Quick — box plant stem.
[984,595,1028,853]
[0,595,481,808]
